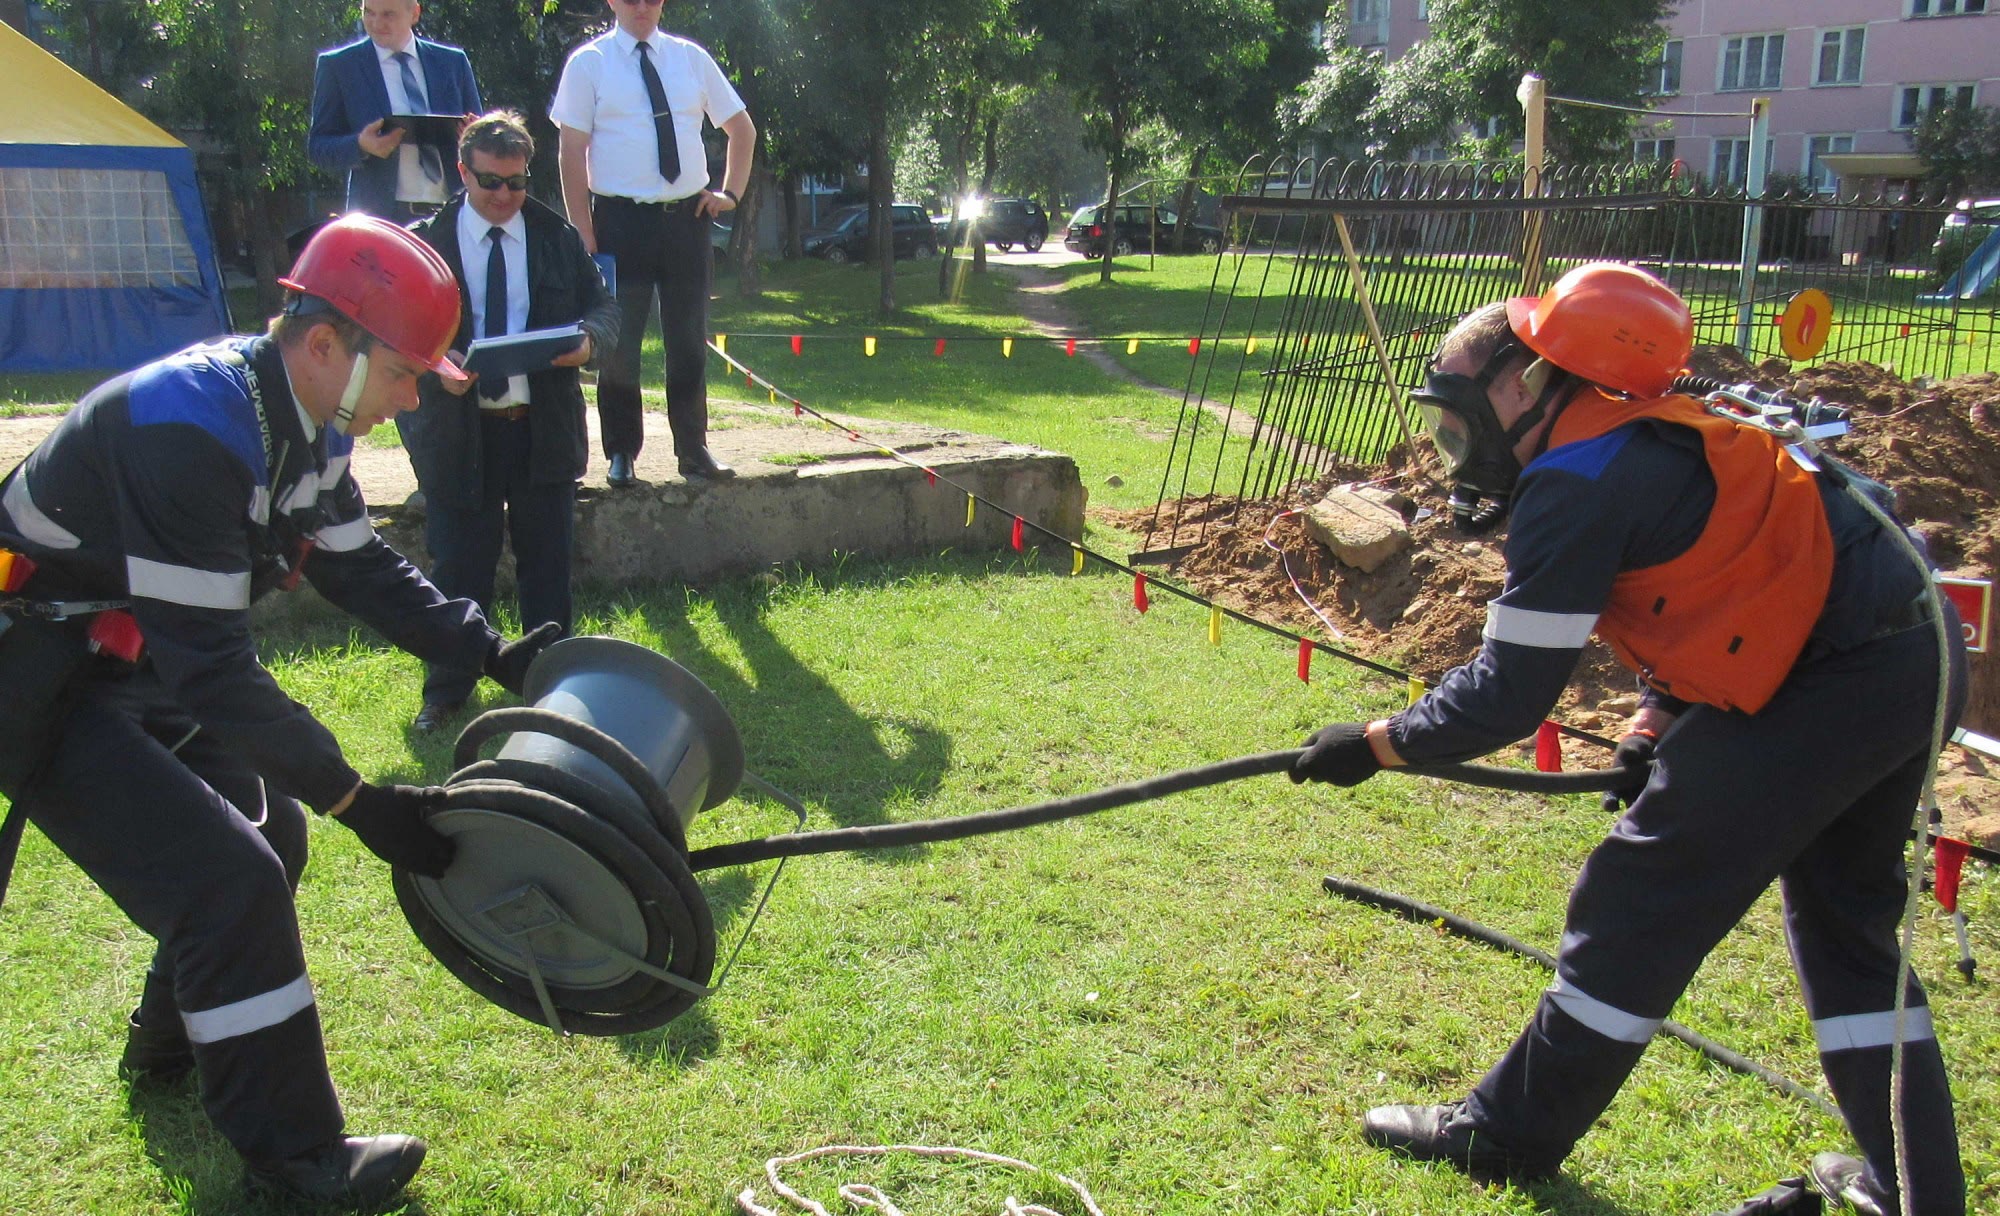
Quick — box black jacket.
[402,193,618,507]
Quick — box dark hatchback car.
[801,204,939,263]
[1064,204,1225,257]
[948,197,1049,252]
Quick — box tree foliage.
[1916,104,2000,199]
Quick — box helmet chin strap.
[330,350,369,435]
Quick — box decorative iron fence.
[1147,156,1998,543]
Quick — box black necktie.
[391,50,443,183]
[635,41,679,185]
[480,226,507,401]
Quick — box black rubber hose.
[686,751,1630,873]
[1321,875,1839,1119]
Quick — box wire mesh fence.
[1145,156,1999,549]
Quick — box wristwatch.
[715,188,738,204]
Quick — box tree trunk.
[1099,104,1125,285]
[732,133,763,298]
[1173,144,1206,255]
[972,111,998,274]
[247,178,286,318]
[779,173,802,259]
[870,108,894,316]
[940,91,975,296]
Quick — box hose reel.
[396,636,1629,1037]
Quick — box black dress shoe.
[607,453,638,487]
[412,701,462,733]
[246,1134,427,1208]
[1810,1152,1893,1216]
[118,1012,194,1084]
[1361,1101,1558,1181]
[678,449,735,479]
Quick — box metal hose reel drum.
[393,636,794,1037]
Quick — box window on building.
[1416,0,1429,17]
[1720,33,1785,91]
[1650,40,1684,95]
[1634,138,1677,163]
[1896,82,1978,128]
[1908,0,1986,16]
[1806,135,1855,193]
[1711,138,1775,187]
[1815,27,1865,85]
[1350,0,1389,45]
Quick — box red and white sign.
[1938,577,1992,653]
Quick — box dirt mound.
[1096,355,2000,840]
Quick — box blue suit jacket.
[308,36,481,217]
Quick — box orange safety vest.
[1544,392,1834,714]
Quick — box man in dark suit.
[400,111,617,732]
[308,0,482,220]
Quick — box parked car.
[947,197,1049,252]
[800,204,939,264]
[1063,204,1225,257]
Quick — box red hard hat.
[279,213,466,381]
[1505,262,1692,398]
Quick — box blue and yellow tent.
[0,23,229,371]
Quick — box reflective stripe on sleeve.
[1484,603,1598,649]
[126,556,250,610]
[248,485,271,527]
[3,476,80,549]
[179,974,315,1044]
[314,515,375,553]
[1547,975,1662,1044]
[1814,1007,1935,1053]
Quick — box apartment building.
[1353,0,2000,191]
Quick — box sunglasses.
[620,0,666,6]
[469,170,531,191]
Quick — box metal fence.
[1146,156,1999,544]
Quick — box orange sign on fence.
[1938,577,1993,653]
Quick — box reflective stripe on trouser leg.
[16,683,343,1162]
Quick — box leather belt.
[479,404,530,421]
[595,193,701,214]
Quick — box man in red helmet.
[1291,263,1967,1216]
[0,214,555,1208]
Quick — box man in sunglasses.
[400,110,618,733]
[1291,263,1967,1216]
[550,0,755,487]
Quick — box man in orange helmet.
[1291,263,1966,1216]
[0,214,555,1208]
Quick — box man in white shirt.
[402,112,619,731]
[308,0,482,219]
[550,0,755,486]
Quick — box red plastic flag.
[1535,720,1563,772]
[934,338,947,357]
[1065,338,1077,357]
[1188,337,1201,356]
[793,403,802,418]
[1936,836,1972,913]
[925,468,937,486]
[1133,572,1150,613]
[1297,637,1312,683]
[791,334,803,356]
[1010,517,1024,551]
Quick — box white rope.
[736,1144,1107,1216]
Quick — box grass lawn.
[0,256,1993,1214]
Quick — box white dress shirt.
[375,37,445,205]
[548,27,745,202]
[456,203,530,407]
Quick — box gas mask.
[1409,337,1571,498]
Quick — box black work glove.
[336,782,454,877]
[1289,722,1382,786]
[1599,732,1658,814]
[484,621,563,695]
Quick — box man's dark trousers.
[592,194,711,462]
[422,414,575,705]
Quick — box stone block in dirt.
[1302,488,1410,573]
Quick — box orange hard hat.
[1504,262,1692,398]
[279,213,466,381]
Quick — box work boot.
[245,1134,427,1209]
[1809,1152,1894,1216]
[1361,1100,1559,1181]
[117,1011,194,1085]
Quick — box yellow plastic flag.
[769,390,777,404]
[1071,545,1084,576]
[1245,336,1259,355]
[1002,337,1014,358]
[1126,338,1140,355]
[715,334,728,355]
[1407,676,1426,705]
[864,335,877,357]
[965,495,976,527]
[1208,606,1223,646]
